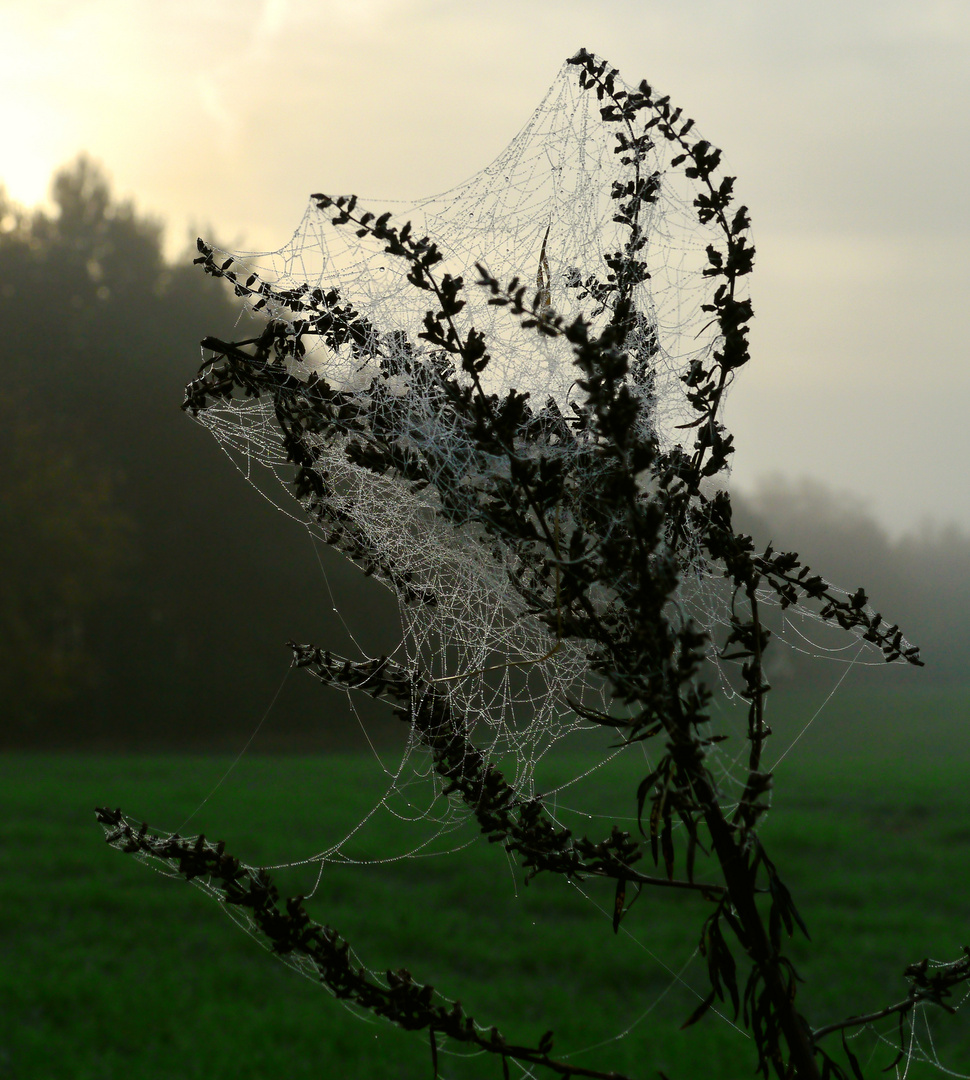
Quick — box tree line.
[0,158,398,751]
[732,476,970,688]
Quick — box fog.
[4,0,968,533]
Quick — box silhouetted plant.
[97,51,967,1078]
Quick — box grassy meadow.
[2,685,969,1079]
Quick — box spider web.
[189,54,903,821]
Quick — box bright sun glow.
[0,99,69,209]
[0,10,80,210]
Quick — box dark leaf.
[681,990,716,1029]
[613,877,627,933]
[841,1030,864,1080]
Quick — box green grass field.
[2,686,969,1079]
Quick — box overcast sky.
[3,0,968,535]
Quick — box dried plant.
[97,51,965,1079]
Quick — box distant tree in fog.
[0,161,371,745]
[0,386,133,718]
[732,476,970,685]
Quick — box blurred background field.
[2,686,969,1080]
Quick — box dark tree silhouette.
[0,160,394,746]
[97,53,968,1077]
[0,385,133,716]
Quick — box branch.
[812,947,970,1044]
[288,644,729,900]
[811,999,915,1044]
[93,808,633,1080]
[566,49,752,493]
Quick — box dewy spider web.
[187,56,901,807]
[102,52,953,1079]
